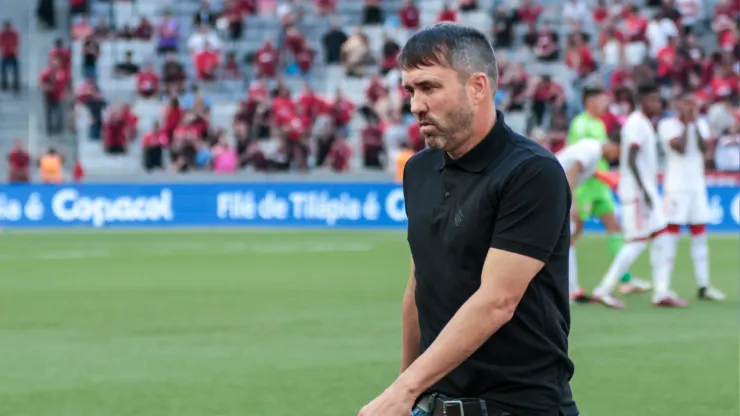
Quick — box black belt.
[416,394,513,416]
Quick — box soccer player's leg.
[688,189,725,301]
[647,196,687,307]
[592,198,650,309]
[569,199,593,304]
[593,186,652,294]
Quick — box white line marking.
[0,242,374,261]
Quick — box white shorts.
[619,193,668,241]
[663,189,710,225]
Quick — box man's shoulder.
[494,132,565,187]
[657,116,679,128]
[506,130,560,165]
[624,111,649,126]
[405,147,439,171]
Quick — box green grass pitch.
[0,230,737,416]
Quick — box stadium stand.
[2,0,739,182]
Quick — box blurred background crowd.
[1,0,739,183]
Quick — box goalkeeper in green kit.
[567,87,652,302]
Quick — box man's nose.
[410,96,427,118]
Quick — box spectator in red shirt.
[331,89,355,135]
[74,76,96,104]
[254,40,279,78]
[714,0,740,20]
[222,51,241,79]
[622,5,648,65]
[295,47,315,77]
[137,63,159,98]
[437,2,457,22]
[135,17,155,40]
[194,43,220,81]
[407,122,424,152]
[361,119,385,169]
[609,63,634,90]
[712,13,738,53]
[103,106,129,155]
[222,0,245,41]
[531,75,565,127]
[163,96,184,144]
[315,0,337,16]
[284,27,306,56]
[593,0,609,24]
[655,35,679,84]
[120,103,139,142]
[517,0,543,24]
[297,82,322,119]
[48,38,71,71]
[380,32,401,75]
[529,21,560,61]
[565,33,596,78]
[7,139,30,183]
[39,57,69,135]
[0,21,20,93]
[709,64,740,102]
[399,0,420,30]
[162,52,186,94]
[142,121,167,171]
[327,135,352,172]
[365,74,386,105]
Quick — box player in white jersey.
[658,93,725,301]
[556,138,621,303]
[592,85,687,308]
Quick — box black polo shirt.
[403,111,577,416]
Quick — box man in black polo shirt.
[358,23,578,416]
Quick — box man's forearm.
[695,124,707,153]
[394,290,512,398]
[400,284,420,373]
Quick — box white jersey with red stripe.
[657,116,712,225]
[657,116,709,192]
[618,110,666,240]
[618,110,661,201]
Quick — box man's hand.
[358,383,416,416]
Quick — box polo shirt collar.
[435,110,509,172]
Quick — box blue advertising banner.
[0,183,737,232]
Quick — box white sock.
[691,232,710,288]
[651,232,678,301]
[569,246,580,294]
[594,241,647,296]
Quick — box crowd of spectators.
[28,0,740,177]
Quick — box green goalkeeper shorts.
[575,177,616,221]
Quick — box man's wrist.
[393,371,423,400]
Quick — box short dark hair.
[636,83,659,99]
[582,86,605,105]
[398,22,499,93]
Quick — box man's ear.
[467,72,489,105]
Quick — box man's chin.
[424,136,445,150]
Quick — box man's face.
[588,92,610,115]
[403,64,475,152]
[642,92,662,117]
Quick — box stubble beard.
[423,101,475,153]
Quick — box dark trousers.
[1,57,20,92]
[45,98,64,135]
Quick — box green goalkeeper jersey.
[567,113,609,172]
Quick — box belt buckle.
[442,399,465,416]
